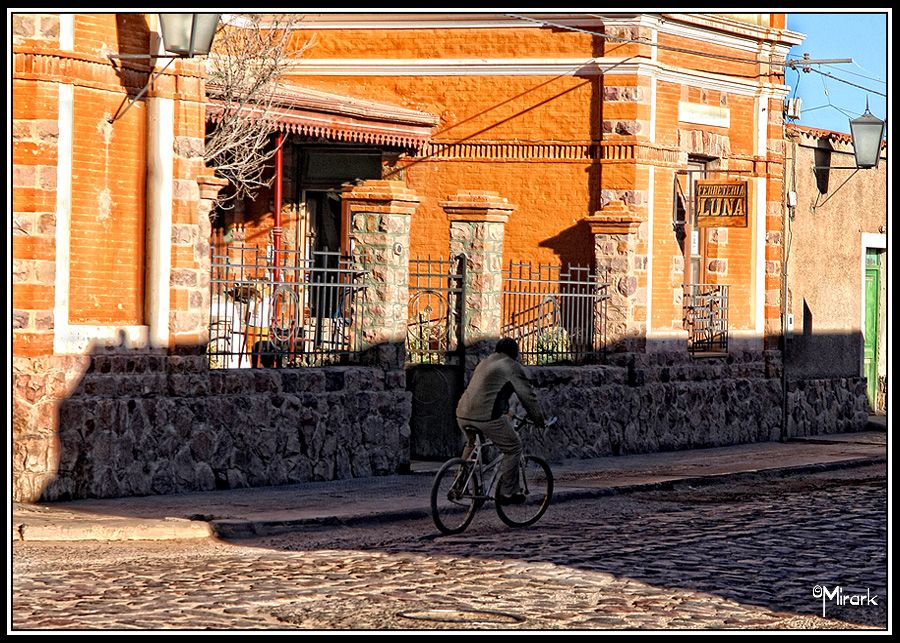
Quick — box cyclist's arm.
[509,363,546,426]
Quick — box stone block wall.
[785,377,869,438]
[517,351,785,462]
[15,352,412,502]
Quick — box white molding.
[754,176,767,335]
[646,165,654,334]
[656,14,782,55]
[273,12,611,30]
[287,56,792,98]
[860,233,887,378]
[58,14,74,51]
[145,97,175,349]
[645,330,689,353]
[53,83,74,355]
[861,233,887,250]
[286,57,600,76]
[56,325,149,354]
[729,330,764,352]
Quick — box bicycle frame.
[459,415,549,502]
[460,437,505,503]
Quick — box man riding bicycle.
[455,338,546,506]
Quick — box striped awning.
[206,83,438,151]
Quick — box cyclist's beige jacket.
[455,353,545,424]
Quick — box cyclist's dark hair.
[495,337,519,359]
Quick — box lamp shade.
[159,13,220,57]
[849,108,885,169]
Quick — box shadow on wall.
[110,14,154,100]
[12,329,872,504]
[14,338,412,503]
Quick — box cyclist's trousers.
[457,416,522,497]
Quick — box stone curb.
[211,455,887,540]
[16,517,213,543]
[13,455,885,543]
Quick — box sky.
[785,11,889,134]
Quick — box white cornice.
[286,56,791,97]
[279,12,613,30]
[285,57,602,76]
[659,13,804,47]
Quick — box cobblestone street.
[12,465,887,631]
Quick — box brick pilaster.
[585,200,646,352]
[441,191,513,366]
[343,180,419,369]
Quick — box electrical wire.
[507,13,789,68]
[823,62,887,85]
[800,65,887,97]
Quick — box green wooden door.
[864,250,881,409]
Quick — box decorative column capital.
[343,180,420,216]
[196,174,229,202]
[585,200,643,235]
[441,190,515,223]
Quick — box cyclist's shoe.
[447,473,468,501]
[496,491,527,505]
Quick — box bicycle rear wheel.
[431,458,479,535]
[496,455,553,528]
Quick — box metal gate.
[406,254,466,460]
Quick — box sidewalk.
[12,429,887,543]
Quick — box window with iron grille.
[683,283,729,355]
[208,241,369,368]
[501,261,609,365]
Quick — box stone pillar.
[343,180,419,369]
[585,200,645,352]
[440,191,514,367]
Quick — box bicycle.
[430,415,558,535]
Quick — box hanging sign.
[695,179,748,228]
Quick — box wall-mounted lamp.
[809,102,885,211]
[848,103,886,170]
[158,13,220,57]
[109,13,221,123]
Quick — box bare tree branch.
[204,13,314,211]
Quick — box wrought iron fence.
[406,255,465,365]
[502,261,609,365]
[209,243,369,368]
[683,284,729,355]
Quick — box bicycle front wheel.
[431,458,479,535]
[496,455,553,528]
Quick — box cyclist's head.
[495,337,520,360]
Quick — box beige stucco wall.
[784,127,887,382]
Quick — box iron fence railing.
[683,283,729,355]
[502,261,609,365]
[406,255,465,365]
[209,243,368,368]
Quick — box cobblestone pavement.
[11,465,887,631]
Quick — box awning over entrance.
[206,83,439,151]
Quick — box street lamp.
[158,13,221,58]
[849,103,886,169]
[109,13,221,123]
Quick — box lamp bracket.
[108,57,175,123]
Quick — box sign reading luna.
[695,179,748,228]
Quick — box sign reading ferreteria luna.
[695,179,748,228]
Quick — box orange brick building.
[220,12,802,351]
[13,12,819,502]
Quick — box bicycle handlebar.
[513,414,558,429]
